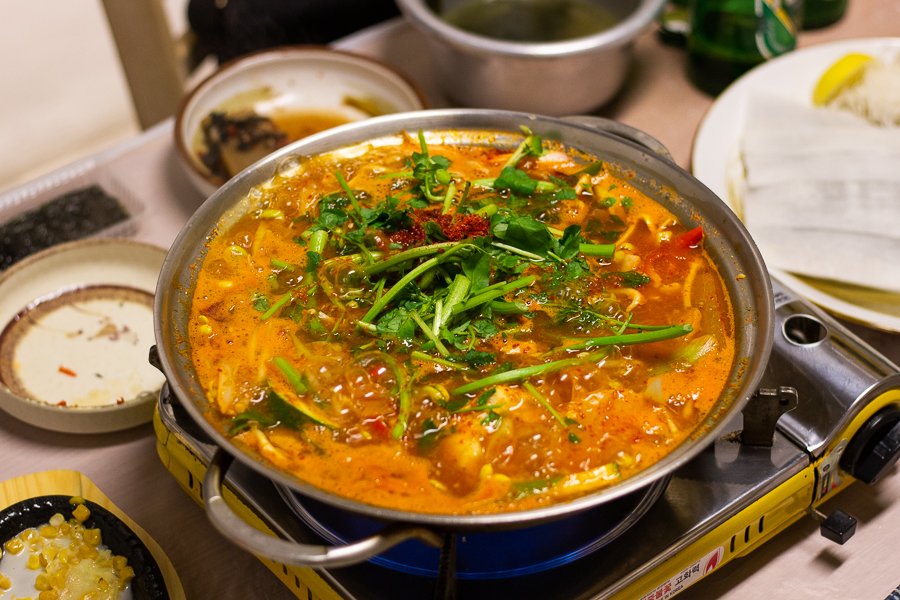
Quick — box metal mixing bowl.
[395,0,667,114]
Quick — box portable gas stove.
[153,277,900,600]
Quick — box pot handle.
[560,115,674,163]
[202,448,445,568]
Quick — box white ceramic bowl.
[0,239,167,434]
[175,46,429,198]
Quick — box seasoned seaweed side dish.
[0,185,129,271]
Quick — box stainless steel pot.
[154,109,774,567]
[395,0,667,114]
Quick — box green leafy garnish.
[227,409,276,436]
[494,166,541,196]
[602,271,652,287]
[251,293,270,313]
[462,349,496,368]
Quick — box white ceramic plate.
[0,239,167,433]
[692,37,900,332]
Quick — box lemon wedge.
[812,53,875,106]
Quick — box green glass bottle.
[802,0,848,29]
[687,0,803,96]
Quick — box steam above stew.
[188,128,735,515]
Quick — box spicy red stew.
[188,129,735,514]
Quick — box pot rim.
[154,108,774,529]
[395,0,668,57]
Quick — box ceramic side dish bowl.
[175,46,429,198]
[0,239,166,433]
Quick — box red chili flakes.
[58,366,77,377]
[58,400,67,407]
[444,213,490,241]
[415,210,490,241]
[389,223,425,248]
[116,397,125,405]
[389,210,491,248]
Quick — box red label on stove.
[638,546,725,600]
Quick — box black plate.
[0,495,168,599]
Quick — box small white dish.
[0,239,167,433]
[692,37,900,333]
[175,46,429,198]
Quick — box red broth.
[189,130,735,514]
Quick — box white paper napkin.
[739,93,900,293]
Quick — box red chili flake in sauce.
[443,214,490,241]
[58,366,77,377]
[116,397,125,405]
[389,223,425,248]
[57,400,67,407]
[388,210,491,248]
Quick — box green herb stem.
[542,303,678,332]
[410,311,450,357]
[432,298,444,334]
[260,291,293,321]
[450,403,504,415]
[439,274,471,328]
[523,382,567,427]
[491,242,544,261]
[489,300,529,314]
[320,253,369,269]
[378,171,414,179]
[474,203,498,217]
[451,351,608,395]
[308,230,329,255]
[271,258,294,271]
[579,243,616,259]
[334,170,363,216]
[272,357,308,394]
[555,324,693,353]
[361,244,466,324]
[357,320,378,333]
[501,127,543,169]
[411,351,462,370]
[363,242,461,276]
[452,275,536,315]
[441,181,457,215]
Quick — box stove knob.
[840,406,900,485]
[814,508,857,545]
